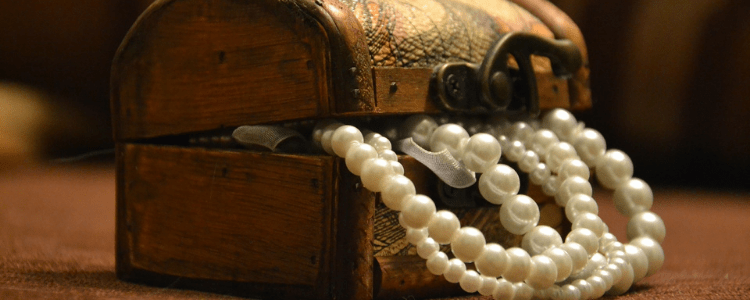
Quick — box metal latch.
[432,32,582,115]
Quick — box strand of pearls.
[312,109,665,300]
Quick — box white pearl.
[565,228,599,256]
[503,247,532,282]
[417,237,440,259]
[599,232,618,252]
[427,210,460,244]
[518,150,540,173]
[344,143,378,175]
[363,131,381,144]
[378,149,398,161]
[479,164,520,205]
[572,128,606,167]
[526,255,557,289]
[522,226,563,256]
[401,194,436,229]
[570,253,606,281]
[320,122,344,155]
[459,270,483,293]
[623,244,649,283]
[509,121,535,145]
[571,279,592,300]
[542,175,561,197]
[475,243,510,277]
[429,123,469,158]
[543,247,573,282]
[479,275,498,296]
[380,175,415,211]
[530,163,551,186]
[529,129,559,157]
[558,159,590,182]
[603,263,623,284]
[312,120,339,149]
[500,195,540,235]
[593,269,615,289]
[602,241,625,255]
[360,158,394,192]
[504,140,526,162]
[462,133,502,173]
[544,142,577,173]
[565,194,599,222]
[607,260,634,296]
[369,136,392,153]
[572,213,606,237]
[331,125,364,157]
[451,227,486,262]
[400,114,438,149]
[556,284,581,300]
[560,242,588,273]
[492,279,515,300]
[389,160,404,175]
[542,108,578,142]
[513,282,534,300]
[443,258,467,283]
[606,249,628,263]
[426,251,450,275]
[630,237,664,277]
[613,178,653,217]
[555,176,593,207]
[627,211,666,243]
[595,149,634,190]
[586,276,607,299]
[405,227,428,245]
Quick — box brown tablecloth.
[1,165,749,299]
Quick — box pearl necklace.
[312,109,665,300]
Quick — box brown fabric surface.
[1,165,749,299]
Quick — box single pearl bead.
[389,160,405,175]
[627,211,666,243]
[443,258,467,283]
[543,247,573,282]
[508,121,535,145]
[504,140,526,162]
[426,252,450,275]
[378,149,398,161]
[462,133,502,173]
[522,226,563,256]
[479,164,520,205]
[312,120,338,149]
[427,210,460,244]
[417,237,440,259]
[526,255,558,289]
[538,285,558,300]
[345,143,378,176]
[503,247,532,282]
[542,108,578,142]
[331,125,364,157]
[558,159,590,182]
[599,232,618,252]
[607,250,628,263]
[320,122,344,155]
[593,269,615,289]
[607,260,634,296]
[565,194,599,222]
[429,123,469,158]
[572,213,606,237]
[565,228,599,256]
[475,243,509,277]
[572,128,606,167]
[542,175,561,197]
[451,227,486,262]
[405,227,428,245]
[513,282,534,300]
[603,263,623,284]
[613,178,654,217]
[478,275,499,296]
[602,241,625,255]
[560,242,588,273]
[399,114,438,149]
[544,142,577,173]
[570,253,606,281]
[380,175,415,211]
[518,150,540,174]
[492,279,515,300]
[586,275,607,299]
[595,149,634,190]
[529,129,559,157]
[630,237,664,277]
[530,163,552,186]
[571,279,593,300]
[363,131,381,144]
[360,158,394,192]
[500,195,540,235]
[369,135,392,152]
[556,284,581,300]
[459,270,483,293]
[555,177,593,207]
[401,194,436,229]
[623,244,649,283]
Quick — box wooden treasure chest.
[111,0,591,299]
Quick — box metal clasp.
[432,32,582,115]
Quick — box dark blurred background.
[0,0,748,190]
